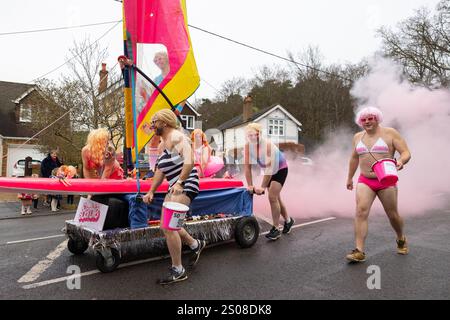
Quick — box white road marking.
[21,217,337,289]
[22,255,172,289]
[18,239,68,283]
[289,217,336,230]
[6,234,65,245]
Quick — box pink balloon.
[203,156,225,178]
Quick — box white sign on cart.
[74,197,108,231]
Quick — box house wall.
[258,109,299,144]
[180,107,198,133]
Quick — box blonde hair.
[152,109,178,129]
[153,51,168,64]
[86,128,110,166]
[246,122,262,133]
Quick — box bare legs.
[354,183,405,252]
[160,193,197,268]
[268,181,290,227]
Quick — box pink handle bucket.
[371,158,398,186]
[161,202,189,231]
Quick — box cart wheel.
[96,248,120,273]
[67,238,88,255]
[235,216,260,248]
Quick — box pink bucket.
[371,158,398,186]
[161,202,189,231]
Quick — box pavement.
[0,198,78,220]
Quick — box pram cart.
[65,179,259,272]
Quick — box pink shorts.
[358,175,396,192]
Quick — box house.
[179,102,201,133]
[0,81,48,177]
[216,95,304,163]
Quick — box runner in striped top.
[142,109,206,285]
[156,148,199,202]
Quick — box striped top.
[156,148,199,194]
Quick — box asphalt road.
[0,200,449,300]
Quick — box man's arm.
[260,142,276,189]
[243,144,253,190]
[347,134,360,190]
[177,135,195,182]
[391,128,411,170]
[150,168,165,192]
[81,148,94,179]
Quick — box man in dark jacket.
[40,150,63,208]
[40,150,62,178]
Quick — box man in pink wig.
[346,106,411,262]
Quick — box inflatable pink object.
[0,177,242,195]
[202,156,225,178]
[371,158,398,186]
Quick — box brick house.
[0,81,47,177]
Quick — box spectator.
[40,150,63,208]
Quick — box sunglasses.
[150,119,161,127]
[360,117,375,123]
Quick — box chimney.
[243,95,253,122]
[98,63,108,94]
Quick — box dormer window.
[19,104,32,123]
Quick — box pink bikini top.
[356,136,389,155]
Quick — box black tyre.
[67,238,88,255]
[234,216,260,248]
[96,248,120,273]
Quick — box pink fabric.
[0,177,244,195]
[358,175,396,192]
[123,0,190,124]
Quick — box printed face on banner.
[135,43,169,114]
[74,197,108,231]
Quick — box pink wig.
[355,106,383,127]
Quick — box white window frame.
[181,115,195,130]
[268,119,285,137]
[19,104,32,123]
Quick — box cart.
[65,186,259,273]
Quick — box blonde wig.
[246,122,262,134]
[85,128,110,166]
[152,109,178,129]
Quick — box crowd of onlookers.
[17,150,78,215]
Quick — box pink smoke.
[252,58,450,222]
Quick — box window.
[181,115,195,130]
[19,104,32,122]
[268,119,285,136]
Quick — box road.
[0,199,449,300]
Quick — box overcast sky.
[0,0,442,100]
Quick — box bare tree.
[31,38,125,164]
[378,0,450,87]
[216,77,249,102]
